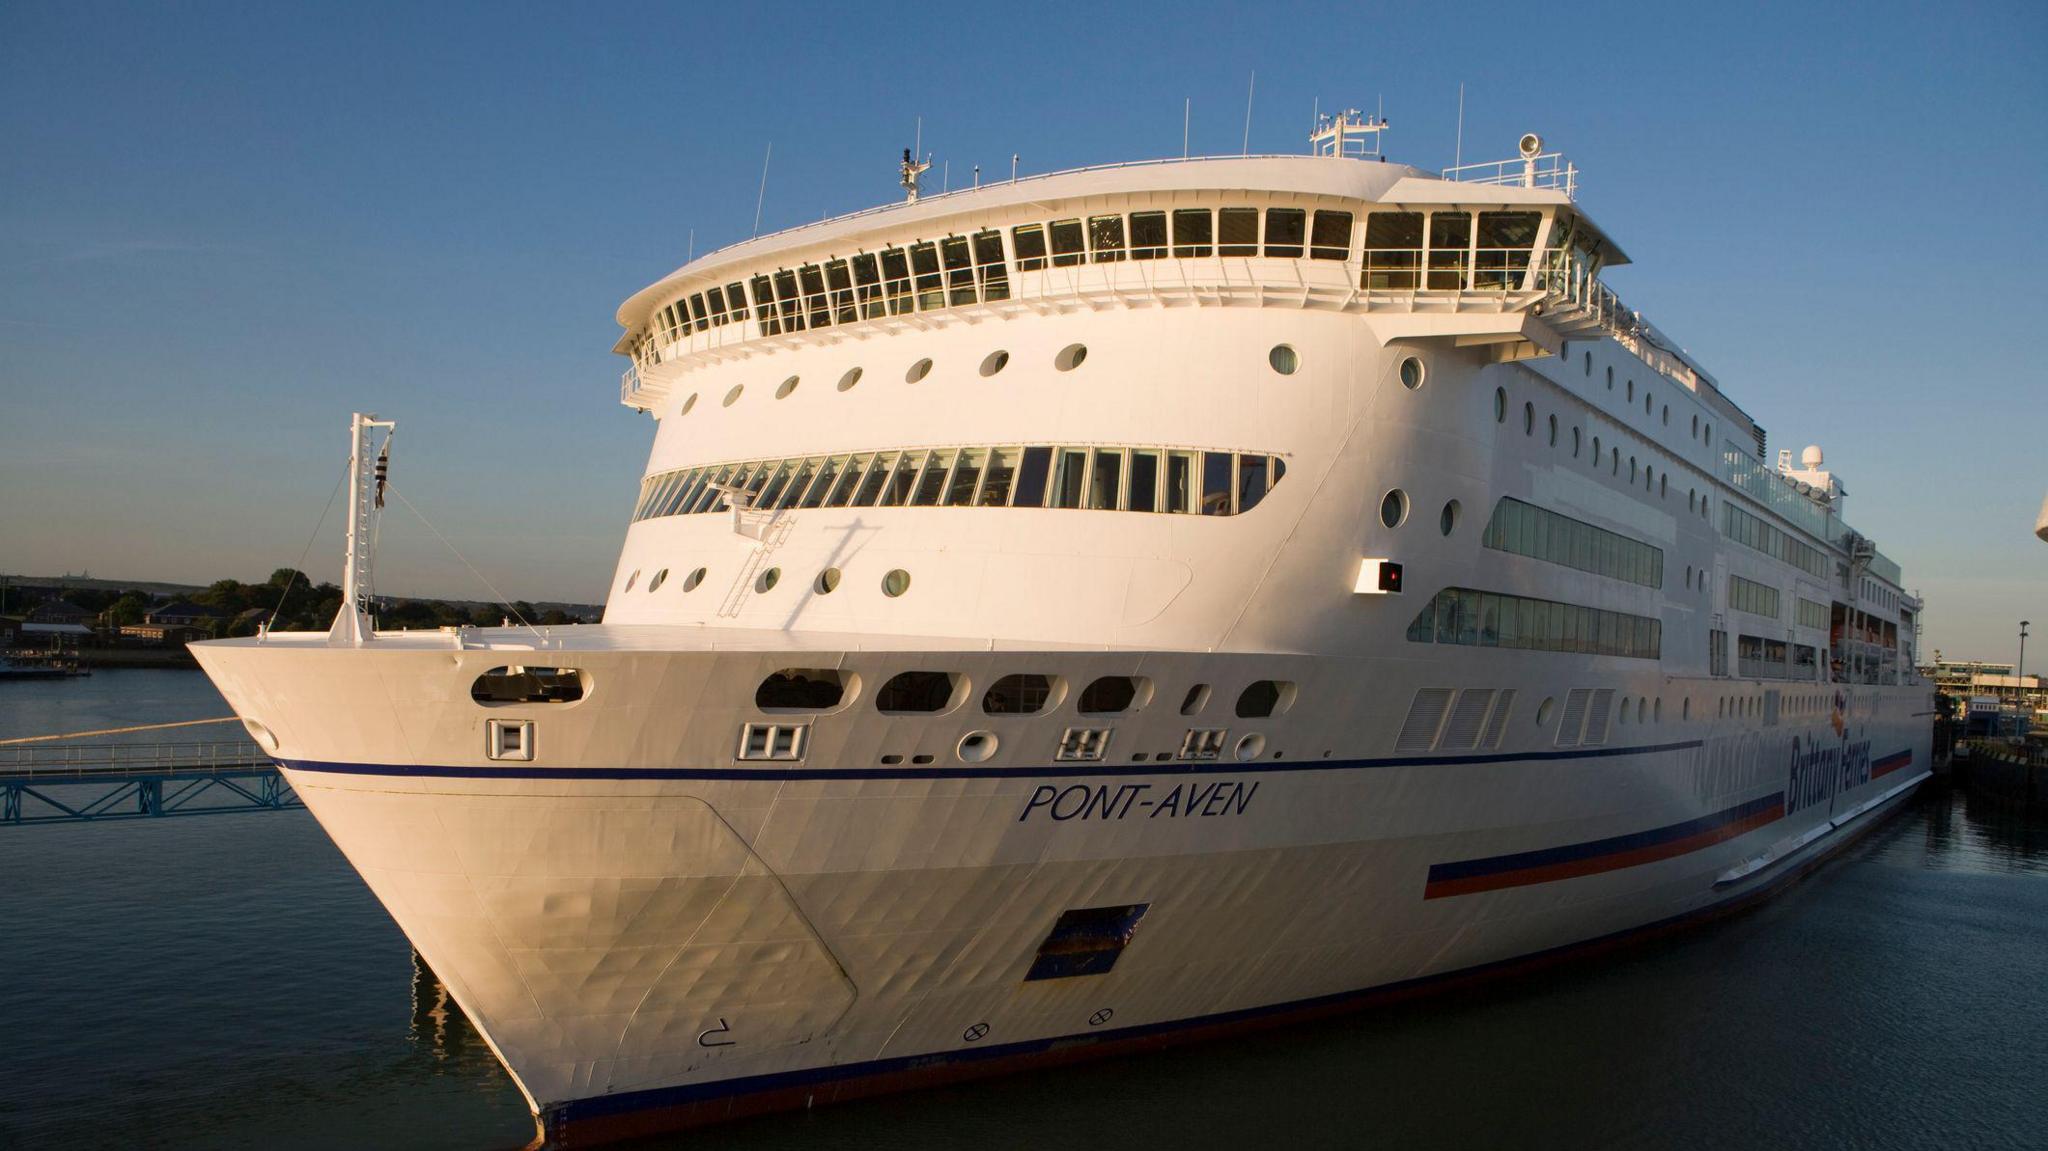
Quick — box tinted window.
[1127,450,1159,512]
[1201,451,1234,514]
[1012,224,1047,271]
[1078,676,1140,714]
[1264,208,1306,257]
[1088,215,1126,262]
[983,673,1055,714]
[876,671,957,714]
[1219,208,1259,256]
[1172,208,1213,257]
[1310,210,1353,260]
[1049,219,1085,266]
[1129,211,1167,259]
[1014,446,1053,507]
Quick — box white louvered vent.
[1482,688,1516,749]
[1555,688,1591,748]
[1442,689,1496,750]
[1395,688,1455,752]
[1583,688,1615,746]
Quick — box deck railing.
[1442,153,1579,197]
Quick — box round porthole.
[681,567,707,592]
[1398,356,1424,389]
[1644,393,1653,415]
[1235,733,1267,761]
[1572,427,1582,457]
[1439,499,1459,536]
[1548,414,1558,446]
[1536,697,1556,726]
[1692,414,1700,437]
[1592,435,1601,462]
[1611,448,1619,475]
[1055,343,1089,371]
[776,375,800,399]
[648,568,668,592]
[1269,345,1299,375]
[957,730,999,764]
[980,350,1010,377]
[837,367,863,392]
[1705,422,1712,444]
[814,567,842,594]
[622,569,640,593]
[1662,404,1670,426]
[1494,387,1507,422]
[679,392,698,415]
[1380,488,1409,529]
[882,569,912,597]
[906,358,933,383]
[723,385,744,407]
[756,567,781,593]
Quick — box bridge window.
[972,229,1009,300]
[705,286,728,327]
[1310,210,1353,260]
[979,447,1018,505]
[1219,207,1259,256]
[826,259,856,322]
[984,673,1059,714]
[750,273,777,334]
[1129,211,1167,259]
[1363,211,1423,289]
[1089,214,1126,262]
[472,666,587,705]
[1427,211,1471,290]
[1049,218,1085,266]
[910,241,944,309]
[690,292,710,332]
[1172,208,1213,257]
[798,265,828,327]
[1012,223,1047,271]
[876,671,958,713]
[1474,211,1540,288]
[941,235,976,304]
[851,254,883,317]
[880,247,913,313]
[724,281,749,324]
[1263,208,1306,257]
[756,669,849,711]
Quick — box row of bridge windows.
[629,206,1556,365]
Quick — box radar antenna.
[1309,108,1388,159]
[900,148,932,202]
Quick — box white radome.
[193,116,1932,1145]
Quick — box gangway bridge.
[1,739,299,826]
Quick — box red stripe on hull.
[1422,804,1784,899]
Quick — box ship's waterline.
[194,122,1933,1143]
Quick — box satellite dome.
[1800,445,1824,468]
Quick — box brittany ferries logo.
[1787,727,1871,816]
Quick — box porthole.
[1692,414,1699,437]
[1572,427,1582,457]
[1548,414,1558,446]
[756,567,781,593]
[1626,379,1634,402]
[1398,356,1425,389]
[1611,447,1619,475]
[1604,365,1612,388]
[882,569,912,597]
[1536,697,1556,726]
[1662,404,1670,426]
[1683,698,1692,721]
[814,567,842,594]
[1440,499,1460,536]
[1592,435,1601,462]
[1630,457,1637,483]
[1654,698,1663,722]
[723,384,744,407]
[1660,475,1668,498]
[242,718,280,752]
[1055,343,1088,371]
[980,350,1010,377]
[1179,684,1212,715]
[1380,488,1409,529]
[906,357,933,383]
[1269,344,1299,375]
[1704,422,1712,444]
[1644,393,1653,416]
[957,730,999,764]
[836,367,863,392]
[1523,402,1535,435]
[648,568,669,592]
[1584,351,1592,376]
[1494,387,1507,422]
[679,392,698,415]
[682,567,707,592]
[1689,490,1697,512]
[776,375,800,399]
[1685,564,1693,586]
[1235,733,1267,761]
[622,569,640,593]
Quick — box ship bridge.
[612,130,1691,415]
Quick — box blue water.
[1,671,2043,1150]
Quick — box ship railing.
[1,740,269,778]
[1441,153,1579,197]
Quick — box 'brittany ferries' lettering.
[1017,780,1259,823]
[1786,733,1871,816]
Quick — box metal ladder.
[717,513,793,618]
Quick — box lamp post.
[2019,620,2031,735]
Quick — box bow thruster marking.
[962,1022,990,1043]
[1088,1008,1114,1027]
[697,1018,736,1048]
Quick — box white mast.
[329,411,396,647]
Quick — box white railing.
[1441,153,1579,197]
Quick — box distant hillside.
[2,574,602,621]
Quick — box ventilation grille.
[1481,689,1515,749]
[1396,689,1455,752]
[1056,727,1112,761]
[1583,688,1615,746]
[1441,689,1497,750]
[1555,689,1591,748]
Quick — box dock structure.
[0,741,298,826]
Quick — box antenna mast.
[329,411,396,647]
[900,147,932,201]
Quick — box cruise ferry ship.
[193,114,1932,1145]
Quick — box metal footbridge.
[1,731,298,827]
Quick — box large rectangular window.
[1263,208,1306,257]
[1129,211,1167,259]
[1171,209,1213,257]
[852,253,883,318]
[1012,224,1047,271]
[1797,597,1830,631]
[825,259,856,323]
[941,235,976,305]
[798,265,829,329]
[1721,502,1830,579]
[1201,451,1234,514]
[1474,211,1541,289]
[1218,208,1259,256]
[1088,215,1126,262]
[880,248,913,314]
[1427,211,1471,290]
[1729,574,1781,619]
[979,447,1017,506]
[750,274,778,334]
[972,229,1009,301]
[1051,449,1088,508]
[1362,212,1423,289]
[909,241,944,310]
[1165,451,1195,513]
[1014,445,1053,507]
[1482,498,1663,588]
[1309,210,1353,260]
[1127,450,1160,512]
[1089,449,1122,509]
[1049,219,1085,266]
[1406,587,1661,660]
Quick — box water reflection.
[409,949,479,1063]
[1889,780,2048,874]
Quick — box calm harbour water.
[1,669,2043,1150]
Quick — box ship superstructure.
[193,114,1932,1144]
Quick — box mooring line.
[0,717,241,745]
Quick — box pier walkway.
[0,740,298,826]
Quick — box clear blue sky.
[2,1,2042,656]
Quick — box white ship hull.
[196,146,1935,1142]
